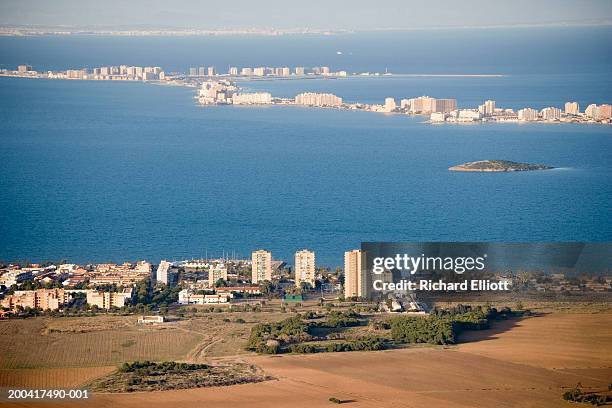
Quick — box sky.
[1,0,612,30]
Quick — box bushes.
[119,361,209,374]
[326,338,385,352]
[388,315,456,345]
[246,316,310,352]
[314,310,361,328]
[288,343,318,353]
[562,383,611,406]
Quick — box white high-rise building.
[541,107,561,121]
[478,100,496,116]
[384,97,397,112]
[294,249,316,287]
[156,260,172,285]
[409,96,436,114]
[251,250,272,283]
[294,67,305,76]
[518,108,539,121]
[344,249,366,299]
[295,92,342,107]
[564,101,580,115]
[585,104,597,118]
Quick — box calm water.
[0,29,611,266]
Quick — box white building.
[518,108,539,121]
[251,250,272,283]
[156,260,172,284]
[295,92,342,107]
[453,109,482,122]
[138,315,164,324]
[344,249,366,299]
[294,249,316,287]
[232,92,272,105]
[478,100,496,116]
[430,112,447,122]
[383,97,397,112]
[564,101,580,115]
[541,107,561,121]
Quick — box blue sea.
[0,27,611,266]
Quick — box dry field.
[1,310,611,407]
[0,311,287,388]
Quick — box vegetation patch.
[388,305,524,345]
[87,360,271,392]
[562,383,612,406]
[246,305,526,353]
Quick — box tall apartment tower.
[295,249,316,287]
[433,98,457,113]
[156,260,171,284]
[564,101,580,115]
[479,100,496,116]
[251,250,272,283]
[344,249,366,299]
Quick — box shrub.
[388,315,455,345]
[246,316,310,353]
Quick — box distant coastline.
[1,64,610,126]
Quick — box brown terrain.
[1,310,611,408]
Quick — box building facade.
[156,260,171,284]
[1,288,70,310]
[344,249,366,299]
[251,250,272,283]
[86,289,132,309]
[208,264,228,287]
[294,249,316,287]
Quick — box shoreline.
[1,74,609,126]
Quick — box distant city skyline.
[1,0,612,31]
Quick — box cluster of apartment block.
[45,65,166,81]
[429,99,612,123]
[198,80,274,105]
[249,248,316,287]
[189,65,345,78]
[178,286,262,305]
[0,287,133,311]
[295,92,343,107]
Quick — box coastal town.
[1,248,610,318]
[2,63,611,124]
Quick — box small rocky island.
[449,160,554,172]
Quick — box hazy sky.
[2,0,612,30]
